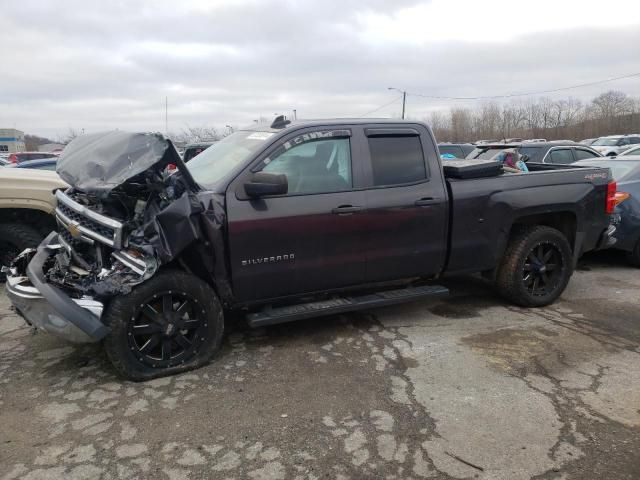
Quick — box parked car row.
[440,134,640,160]
[1,141,218,173]
[441,141,602,164]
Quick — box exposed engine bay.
[43,131,231,302]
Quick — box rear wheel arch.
[505,211,577,252]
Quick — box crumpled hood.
[56,131,194,197]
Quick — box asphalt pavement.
[1,251,639,480]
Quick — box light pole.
[388,87,406,119]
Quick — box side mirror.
[244,172,288,198]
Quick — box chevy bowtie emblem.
[67,220,82,239]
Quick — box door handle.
[414,197,440,206]
[332,205,363,215]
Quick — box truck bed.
[444,162,611,275]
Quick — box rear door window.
[367,136,427,186]
[548,149,575,164]
[573,149,600,160]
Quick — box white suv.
[591,135,640,156]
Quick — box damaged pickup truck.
[6,120,616,380]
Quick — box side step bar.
[246,285,449,328]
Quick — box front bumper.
[5,232,109,343]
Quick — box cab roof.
[238,118,425,133]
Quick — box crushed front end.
[5,131,221,343]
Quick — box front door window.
[261,137,352,195]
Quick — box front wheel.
[496,226,573,307]
[103,270,224,381]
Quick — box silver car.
[591,135,640,157]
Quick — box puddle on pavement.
[462,327,554,375]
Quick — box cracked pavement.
[1,251,639,479]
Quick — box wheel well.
[164,245,229,302]
[0,208,56,236]
[510,212,577,251]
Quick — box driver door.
[225,128,367,303]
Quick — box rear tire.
[103,270,224,381]
[496,226,573,307]
[0,223,44,281]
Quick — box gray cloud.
[1,0,639,138]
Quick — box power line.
[356,96,403,117]
[405,71,640,101]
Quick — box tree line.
[28,90,640,147]
[425,90,640,143]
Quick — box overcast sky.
[1,0,640,139]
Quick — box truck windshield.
[187,131,274,187]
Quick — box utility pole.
[388,87,407,119]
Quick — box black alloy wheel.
[103,270,224,381]
[522,242,564,297]
[128,291,207,368]
[496,225,573,307]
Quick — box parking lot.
[1,251,639,480]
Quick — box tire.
[103,270,224,381]
[0,223,44,282]
[495,226,573,307]
[626,239,640,268]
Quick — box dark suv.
[182,141,216,163]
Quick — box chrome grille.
[55,190,124,248]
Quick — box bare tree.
[170,126,222,144]
[592,90,633,119]
[57,128,81,145]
